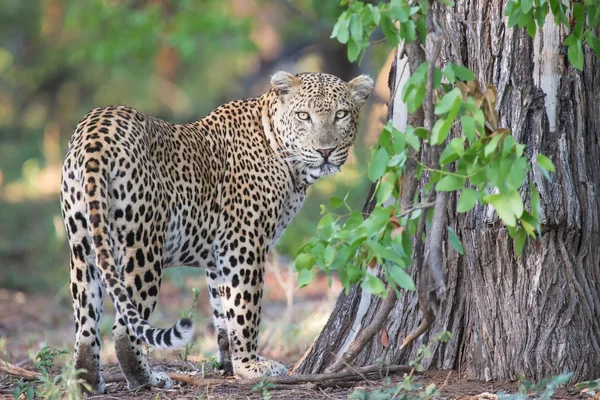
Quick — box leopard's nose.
[315,147,336,160]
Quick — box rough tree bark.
[294,0,600,382]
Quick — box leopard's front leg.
[215,245,287,379]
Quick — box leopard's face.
[271,72,374,179]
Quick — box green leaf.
[376,174,395,204]
[349,14,362,40]
[507,7,522,28]
[323,244,335,266]
[567,39,584,71]
[295,253,316,271]
[345,212,364,232]
[444,64,456,83]
[329,197,344,209]
[406,83,426,113]
[405,126,420,151]
[450,138,464,157]
[400,19,416,43]
[457,188,479,212]
[447,227,464,255]
[449,63,475,81]
[438,0,455,6]
[387,153,405,168]
[436,175,465,192]
[369,4,381,25]
[389,5,409,22]
[431,119,448,146]
[333,17,350,44]
[484,190,523,227]
[381,15,399,47]
[507,157,528,190]
[369,147,390,182]
[297,269,314,289]
[388,264,416,290]
[347,38,360,62]
[507,189,524,218]
[435,88,462,115]
[392,126,407,153]
[514,227,527,256]
[536,153,555,172]
[484,135,502,157]
[588,33,600,60]
[416,13,427,44]
[440,144,459,165]
[535,4,548,28]
[361,206,391,235]
[521,0,533,13]
[317,213,333,230]
[414,127,430,140]
[527,18,537,38]
[461,115,477,142]
[362,273,387,296]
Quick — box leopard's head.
[270,71,374,182]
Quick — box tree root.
[103,364,411,387]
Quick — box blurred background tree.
[0,0,388,291]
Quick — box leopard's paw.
[149,372,173,389]
[234,357,288,379]
[125,371,172,390]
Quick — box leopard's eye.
[296,112,311,121]
[335,110,349,120]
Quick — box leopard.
[60,71,373,393]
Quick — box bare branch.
[0,359,40,381]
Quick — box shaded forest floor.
[0,268,594,399]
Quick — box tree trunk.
[294,0,600,382]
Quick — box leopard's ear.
[348,75,374,107]
[271,71,301,96]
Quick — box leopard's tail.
[81,158,194,349]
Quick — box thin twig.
[401,6,448,350]
[398,201,436,218]
[325,292,398,374]
[439,370,453,392]
[387,42,407,110]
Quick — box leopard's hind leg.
[111,188,172,390]
[67,221,106,394]
[112,253,170,390]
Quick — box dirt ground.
[0,267,594,399]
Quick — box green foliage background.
[0,0,385,292]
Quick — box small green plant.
[350,331,451,400]
[180,287,201,361]
[497,372,573,399]
[36,363,89,400]
[198,356,220,377]
[35,346,68,374]
[12,381,35,400]
[576,378,600,395]
[252,378,276,400]
[11,347,89,400]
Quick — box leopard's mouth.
[319,162,341,176]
